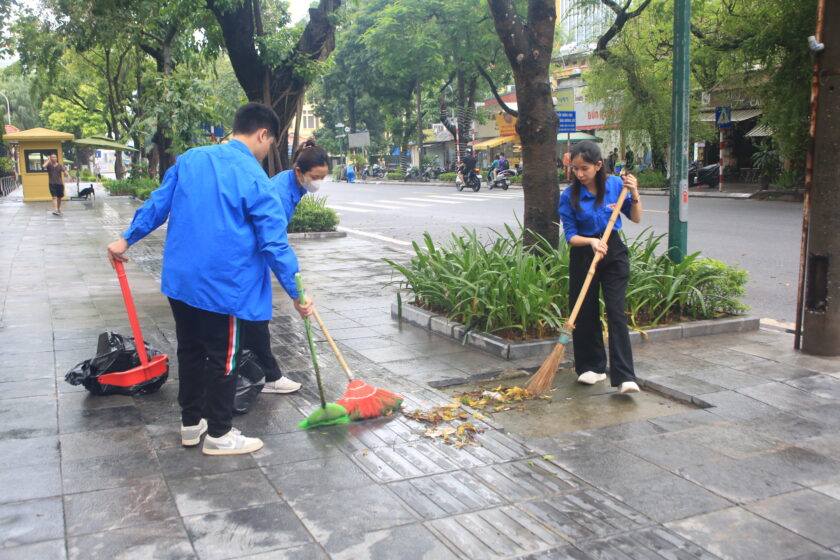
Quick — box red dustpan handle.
[114,261,149,366]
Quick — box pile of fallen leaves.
[455,385,552,413]
[404,402,485,448]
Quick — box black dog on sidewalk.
[78,186,95,200]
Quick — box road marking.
[338,226,412,246]
[377,199,431,207]
[327,204,373,213]
[645,209,668,214]
[350,202,405,210]
[401,197,462,204]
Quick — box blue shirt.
[122,139,300,321]
[558,175,632,242]
[271,169,306,221]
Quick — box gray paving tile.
[739,447,840,487]
[0,435,59,469]
[738,382,831,411]
[734,362,821,382]
[647,409,720,432]
[0,395,57,439]
[0,540,67,560]
[740,412,835,444]
[426,505,565,558]
[518,544,591,559]
[328,523,454,560]
[351,441,462,483]
[786,374,840,400]
[61,450,160,494]
[796,403,840,430]
[183,502,312,560]
[0,378,57,399]
[586,420,668,441]
[64,477,179,536]
[0,497,64,548]
[677,457,800,503]
[651,374,725,396]
[291,484,416,554]
[789,552,840,560]
[0,461,62,504]
[262,454,375,503]
[470,459,581,502]
[747,490,840,548]
[156,446,258,480]
[667,507,824,560]
[168,468,280,517]
[702,390,781,420]
[681,422,786,458]
[59,426,153,461]
[58,404,144,434]
[389,471,507,519]
[616,433,729,470]
[237,543,328,559]
[66,519,195,560]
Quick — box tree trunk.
[487,0,558,246]
[416,81,423,167]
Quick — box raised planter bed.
[391,302,759,360]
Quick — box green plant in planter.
[386,172,403,180]
[752,140,781,187]
[438,172,455,182]
[288,194,339,233]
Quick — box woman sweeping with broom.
[558,141,643,394]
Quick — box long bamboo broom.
[311,308,404,419]
[526,184,630,394]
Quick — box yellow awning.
[473,135,518,150]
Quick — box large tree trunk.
[208,0,341,172]
[487,0,558,246]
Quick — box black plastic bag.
[233,350,265,415]
[65,332,169,396]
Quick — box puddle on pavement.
[445,369,696,439]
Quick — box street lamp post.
[0,92,11,125]
[668,0,690,263]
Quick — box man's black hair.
[232,103,281,140]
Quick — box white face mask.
[303,179,323,193]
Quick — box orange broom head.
[336,379,404,420]
[526,343,566,394]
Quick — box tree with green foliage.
[0,64,43,130]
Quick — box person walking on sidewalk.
[43,153,70,215]
[106,103,314,456]
[240,138,331,395]
[558,141,643,394]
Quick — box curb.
[391,302,759,361]
[638,188,754,199]
[287,231,347,240]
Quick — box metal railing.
[0,175,18,197]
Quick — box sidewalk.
[0,187,838,559]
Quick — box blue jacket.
[271,169,306,221]
[122,140,300,321]
[558,175,632,242]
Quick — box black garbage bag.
[233,350,265,415]
[65,332,169,396]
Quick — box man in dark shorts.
[43,153,70,215]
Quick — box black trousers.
[239,320,283,383]
[168,298,241,437]
[569,235,636,386]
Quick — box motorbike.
[488,168,513,191]
[455,166,481,192]
[403,165,420,181]
[372,165,388,178]
[689,161,720,187]
[362,164,371,179]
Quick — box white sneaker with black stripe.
[262,376,301,394]
[181,418,207,447]
[202,428,263,456]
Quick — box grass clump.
[288,194,339,233]
[103,177,160,200]
[438,172,456,182]
[386,226,748,341]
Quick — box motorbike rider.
[458,148,477,186]
[488,153,500,182]
[497,152,510,176]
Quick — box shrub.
[386,227,748,341]
[386,172,403,180]
[773,169,802,189]
[288,194,340,233]
[438,172,456,182]
[635,170,667,189]
[510,175,522,184]
[79,168,96,181]
[103,177,160,198]
[0,157,13,177]
[557,168,567,182]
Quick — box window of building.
[24,150,58,173]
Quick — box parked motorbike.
[372,165,388,178]
[403,165,420,181]
[455,167,481,192]
[689,161,720,187]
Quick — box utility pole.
[801,0,839,356]
[668,0,690,262]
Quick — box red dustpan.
[97,261,169,387]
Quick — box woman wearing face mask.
[558,141,643,394]
[239,139,331,395]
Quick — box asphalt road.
[318,179,804,324]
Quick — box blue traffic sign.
[557,111,576,133]
[715,106,732,128]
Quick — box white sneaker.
[620,381,641,394]
[181,418,207,447]
[577,371,607,385]
[202,428,264,456]
[262,376,301,394]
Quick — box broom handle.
[312,308,355,381]
[295,274,327,409]
[566,186,629,331]
[114,261,149,366]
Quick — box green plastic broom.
[295,273,350,429]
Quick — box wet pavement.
[1,186,839,559]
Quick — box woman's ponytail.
[293,139,330,173]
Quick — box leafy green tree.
[0,64,43,129]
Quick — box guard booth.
[3,128,75,201]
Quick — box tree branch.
[476,63,518,117]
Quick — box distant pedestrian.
[106,103,314,456]
[43,153,70,216]
[606,148,617,174]
[625,148,635,171]
[242,138,331,395]
[558,141,643,394]
[94,162,102,181]
[346,161,355,183]
[562,149,572,180]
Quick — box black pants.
[239,320,283,383]
[569,235,636,386]
[168,298,242,437]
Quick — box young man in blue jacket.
[106,103,313,456]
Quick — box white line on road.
[338,226,412,246]
[327,204,373,213]
[377,199,431,207]
[350,202,405,210]
[401,197,463,204]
